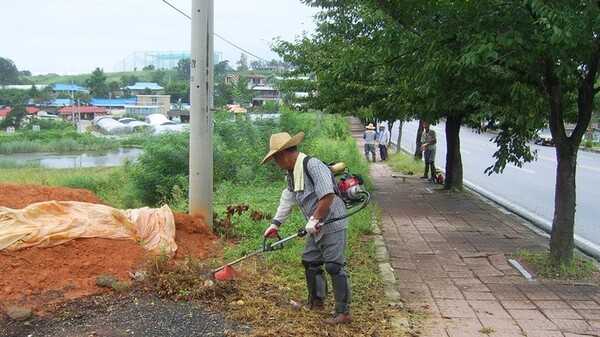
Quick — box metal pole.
[189,0,214,230]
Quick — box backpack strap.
[303,156,341,197]
[303,155,314,186]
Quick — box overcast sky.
[1,0,318,75]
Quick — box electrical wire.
[162,0,271,63]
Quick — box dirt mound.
[0,183,222,315]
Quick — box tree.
[164,81,190,103]
[120,74,139,87]
[152,69,166,85]
[454,0,600,265]
[236,53,249,71]
[214,60,231,77]
[176,58,190,81]
[0,88,29,106]
[0,105,26,129]
[231,76,254,106]
[213,82,233,107]
[107,81,121,98]
[0,57,20,85]
[84,68,108,98]
[276,0,600,266]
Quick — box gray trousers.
[302,229,351,313]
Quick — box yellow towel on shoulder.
[294,152,307,191]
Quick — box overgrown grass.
[386,149,426,176]
[0,160,42,169]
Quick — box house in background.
[90,97,137,115]
[51,83,88,95]
[0,106,40,118]
[57,106,108,121]
[124,94,171,117]
[125,82,164,95]
[251,85,279,107]
[226,74,267,87]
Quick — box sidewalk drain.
[508,259,535,282]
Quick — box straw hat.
[261,132,305,164]
[379,123,386,128]
[366,123,375,130]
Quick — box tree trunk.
[444,115,463,189]
[414,120,423,159]
[546,53,597,266]
[549,143,577,265]
[396,121,403,153]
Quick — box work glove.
[263,224,280,238]
[305,217,320,235]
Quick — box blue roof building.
[52,83,88,93]
[90,98,137,108]
[126,82,163,91]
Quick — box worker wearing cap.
[377,123,390,161]
[261,132,351,325]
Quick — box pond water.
[0,148,143,169]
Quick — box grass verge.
[145,183,407,336]
[514,250,600,285]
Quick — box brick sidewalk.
[349,117,600,337]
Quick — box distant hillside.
[24,69,179,86]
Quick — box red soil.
[0,183,221,314]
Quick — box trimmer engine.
[329,162,368,208]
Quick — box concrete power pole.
[189,0,214,230]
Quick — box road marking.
[578,163,600,173]
[461,150,471,154]
[539,155,600,172]
[507,165,535,173]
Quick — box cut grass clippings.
[147,253,403,337]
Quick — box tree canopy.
[0,57,20,85]
[84,68,108,98]
[275,0,600,265]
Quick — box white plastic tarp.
[0,201,177,254]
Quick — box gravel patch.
[1,290,251,337]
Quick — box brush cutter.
[210,188,371,281]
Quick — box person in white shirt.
[377,123,390,161]
[419,121,437,180]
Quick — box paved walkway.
[349,117,600,337]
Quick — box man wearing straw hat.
[261,132,352,325]
[363,123,377,162]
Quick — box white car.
[534,129,554,146]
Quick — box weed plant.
[387,149,426,176]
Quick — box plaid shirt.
[287,157,348,241]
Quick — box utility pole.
[189,0,214,230]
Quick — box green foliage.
[164,81,190,104]
[387,150,426,176]
[0,130,119,154]
[0,160,41,169]
[517,251,600,284]
[0,88,29,106]
[231,76,254,105]
[176,58,191,81]
[129,132,190,206]
[0,57,20,85]
[261,100,278,113]
[84,68,108,98]
[0,105,26,129]
[23,118,73,132]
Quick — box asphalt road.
[388,120,600,258]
